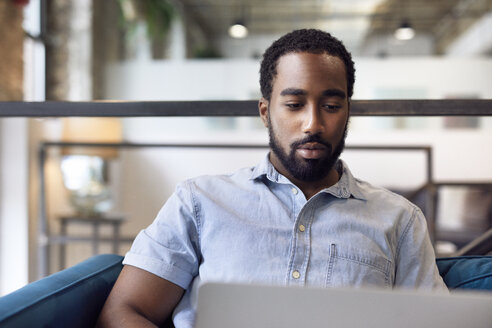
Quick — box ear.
[258,98,269,127]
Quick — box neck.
[291,168,340,200]
[269,153,340,200]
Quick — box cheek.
[271,122,287,143]
[326,115,348,138]
[271,119,296,148]
[270,113,288,135]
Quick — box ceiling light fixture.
[394,20,415,41]
[229,20,248,39]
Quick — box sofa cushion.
[436,256,492,290]
[0,254,123,328]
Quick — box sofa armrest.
[0,254,123,328]
[436,256,492,290]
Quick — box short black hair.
[260,29,355,101]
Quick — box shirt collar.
[250,153,285,183]
[325,160,366,201]
[250,153,367,201]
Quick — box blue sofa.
[0,254,491,327]
[0,254,123,328]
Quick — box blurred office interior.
[1,0,492,295]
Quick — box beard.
[268,116,348,182]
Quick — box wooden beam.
[0,99,491,117]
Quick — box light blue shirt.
[124,155,447,327]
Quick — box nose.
[302,106,325,135]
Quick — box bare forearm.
[96,266,184,327]
[96,304,159,328]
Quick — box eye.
[285,103,303,110]
[322,103,341,112]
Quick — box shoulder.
[351,178,432,261]
[354,177,420,213]
[179,165,258,195]
[340,161,419,213]
[350,177,427,239]
[173,166,263,224]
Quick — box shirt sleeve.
[123,181,201,290]
[394,207,448,291]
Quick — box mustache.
[290,134,332,150]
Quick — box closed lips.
[297,142,327,150]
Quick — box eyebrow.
[279,88,347,99]
[322,89,347,99]
[280,88,306,96]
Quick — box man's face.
[259,52,350,183]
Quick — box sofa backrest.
[0,254,123,328]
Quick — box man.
[97,29,447,328]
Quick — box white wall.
[0,118,28,296]
[106,57,492,101]
[355,57,492,99]
[106,59,262,101]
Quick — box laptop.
[194,282,492,328]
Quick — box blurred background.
[1,0,492,295]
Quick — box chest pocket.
[325,244,393,288]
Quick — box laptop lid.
[195,282,492,328]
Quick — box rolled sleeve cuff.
[123,252,194,289]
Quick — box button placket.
[286,184,312,285]
[290,222,305,282]
[288,200,315,286]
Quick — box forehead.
[272,52,347,94]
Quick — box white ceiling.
[176,0,492,55]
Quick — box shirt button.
[291,187,298,195]
[299,224,306,232]
[292,270,300,279]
